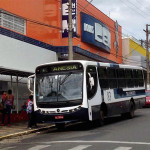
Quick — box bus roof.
[36,60,144,70]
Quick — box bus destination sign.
[52,65,78,72]
[36,63,83,74]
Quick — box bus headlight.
[76,106,81,110]
[42,110,45,114]
[37,109,41,113]
[69,106,81,113]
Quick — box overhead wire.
[120,0,150,20]
[85,0,149,39]
[77,2,143,39]
[0,1,147,64]
[136,0,150,12]
[73,36,147,64]
[126,0,150,16]
[0,8,62,30]
[0,1,143,40]
[0,0,147,40]
[120,0,150,39]
[62,0,148,65]
[72,1,148,63]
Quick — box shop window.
[0,10,26,34]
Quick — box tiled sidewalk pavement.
[0,121,54,140]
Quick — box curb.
[0,124,55,141]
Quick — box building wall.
[77,0,122,63]
[0,0,122,63]
[122,37,148,68]
[122,38,129,59]
[0,34,57,72]
[0,0,61,46]
[129,39,146,57]
[73,53,96,61]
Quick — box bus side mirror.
[28,74,35,94]
[88,73,94,90]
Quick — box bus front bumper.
[34,108,89,124]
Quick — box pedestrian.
[0,91,7,113]
[27,95,37,129]
[1,89,14,126]
[21,102,27,112]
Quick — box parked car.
[145,90,150,107]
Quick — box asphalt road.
[1,108,150,150]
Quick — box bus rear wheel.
[55,123,65,131]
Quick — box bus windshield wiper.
[59,73,72,86]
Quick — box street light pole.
[68,0,73,60]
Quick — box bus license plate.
[55,115,64,119]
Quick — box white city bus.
[28,60,146,129]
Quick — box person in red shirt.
[2,91,6,104]
[0,91,7,113]
[1,89,14,126]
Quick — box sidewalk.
[0,121,54,141]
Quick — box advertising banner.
[81,12,111,52]
[62,0,77,38]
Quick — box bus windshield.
[36,72,83,104]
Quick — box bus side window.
[137,70,144,87]
[116,69,126,88]
[133,70,138,87]
[98,67,109,89]
[125,69,134,88]
[107,68,117,89]
[86,66,98,99]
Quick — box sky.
[88,0,150,41]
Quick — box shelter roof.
[0,66,33,77]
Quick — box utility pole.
[68,0,73,60]
[144,24,150,89]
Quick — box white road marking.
[68,145,92,150]
[42,140,150,145]
[28,145,51,150]
[114,147,132,150]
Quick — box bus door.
[28,74,35,94]
[86,66,102,121]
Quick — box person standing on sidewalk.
[0,91,7,113]
[27,95,37,129]
[1,89,14,126]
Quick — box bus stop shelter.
[0,66,33,113]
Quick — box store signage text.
[62,0,77,38]
[81,12,111,52]
[84,23,94,34]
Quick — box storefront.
[0,0,123,111]
[0,0,122,63]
